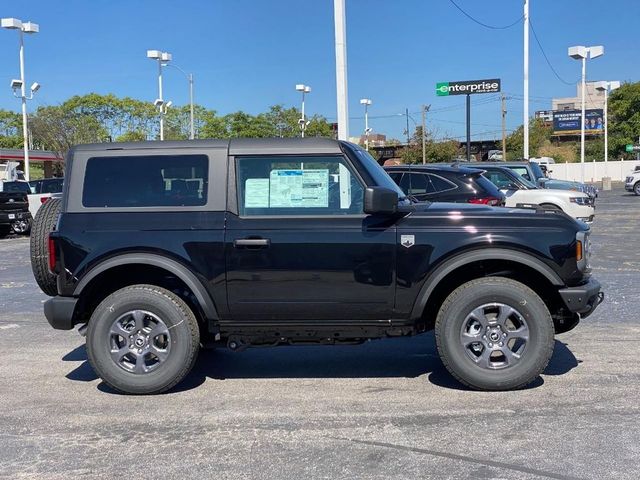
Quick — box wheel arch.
[411,248,565,322]
[74,253,219,324]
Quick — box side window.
[387,172,403,185]
[510,166,531,181]
[427,174,457,193]
[83,155,208,207]
[486,170,512,189]
[409,173,431,195]
[236,156,364,216]
[399,172,411,194]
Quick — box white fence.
[547,160,640,183]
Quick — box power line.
[448,0,523,30]
[529,19,577,86]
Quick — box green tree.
[608,81,640,158]
[0,109,22,148]
[505,118,551,160]
[30,105,109,158]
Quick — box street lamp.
[359,98,372,150]
[568,45,604,182]
[163,63,195,140]
[595,80,620,164]
[2,17,40,181]
[147,50,172,140]
[295,84,311,138]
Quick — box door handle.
[234,238,270,248]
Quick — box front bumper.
[44,296,78,330]
[626,183,635,192]
[558,278,603,319]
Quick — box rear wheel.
[86,285,200,394]
[30,197,61,296]
[435,277,554,391]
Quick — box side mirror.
[364,187,398,215]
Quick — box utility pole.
[405,107,410,146]
[334,0,349,140]
[421,104,430,164]
[501,94,507,161]
[466,94,471,161]
[523,0,529,159]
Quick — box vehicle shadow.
[62,335,580,395]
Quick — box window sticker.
[245,178,270,208]
[269,169,329,208]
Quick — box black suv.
[39,139,602,394]
[0,181,32,237]
[384,164,505,205]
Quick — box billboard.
[552,109,604,135]
[436,79,501,96]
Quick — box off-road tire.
[86,285,200,395]
[30,198,61,296]
[435,277,555,391]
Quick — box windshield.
[528,162,545,181]
[345,144,409,200]
[512,171,537,189]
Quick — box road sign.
[625,144,640,152]
[436,79,501,96]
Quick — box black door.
[225,154,396,322]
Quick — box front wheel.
[435,277,554,391]
[634,182,640,196]
[86,285,200,394]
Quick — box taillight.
[48,235,56,272]
[41,197,50,204]
[468,197,501,206]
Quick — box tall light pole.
[595,80,620,164]
[334,0,349,140]
[164,63,195,139]
[359,98,372,149]
[523,0,529,159]
[2,18,40,181]
[569,45,604,182]
[147,50,172,140]
[295,84,311,138]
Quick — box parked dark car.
[29,177,64,194]
[0,181,32,237]
[384,164,505,206]
[37,138,602,394]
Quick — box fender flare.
[73,253,219,320]
[410,248,564,319]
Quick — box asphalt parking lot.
[0,186,638,480]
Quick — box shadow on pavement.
[62,335,580,395]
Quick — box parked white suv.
[625,168,640,195]
[482,165,595,223]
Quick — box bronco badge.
[400,235,415,248]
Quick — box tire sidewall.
[87,287,197,394]
[634,182,640,195]
[436,279,554,390]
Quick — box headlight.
[576,231,591,273]
[570,197,589,205]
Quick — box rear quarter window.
[82,155,208,208]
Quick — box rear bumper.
[0,210,31,225]
[44,296,78,330]
[558,278,603,319]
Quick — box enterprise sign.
[436,79,501,96]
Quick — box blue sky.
[0,0,637,141]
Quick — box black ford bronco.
[36,138,603,394]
